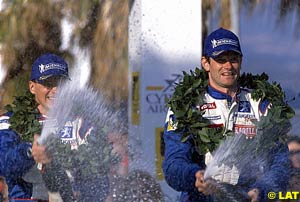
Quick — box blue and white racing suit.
[162,86,290,202]
[0,112,35,199]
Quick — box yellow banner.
[131,72,140,125]
[155,127,165,180]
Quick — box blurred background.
[0,0,299,133]
[0,0,130,111]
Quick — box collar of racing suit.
[207,85,242,108]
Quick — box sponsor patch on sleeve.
[0,116,11,130]
[167,114,177,131]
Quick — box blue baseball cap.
[203,27,243,58]
[30,53,69,83]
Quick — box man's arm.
[162,119,202,192]
[250,100,291,201]
[250,143,290,201]
[0,129,35,178]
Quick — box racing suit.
[162,86,290,202]
[0,112,109,201]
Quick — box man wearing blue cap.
[163,28,291,202]
[0,53,73,201]
[29,53,70,115]
[28,53,75,202]
[30,53,110,202]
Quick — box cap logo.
[39,63,66,73]
[211,38,238,48]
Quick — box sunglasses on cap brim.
[34,75,68,88]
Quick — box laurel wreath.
[4,90,41,142]
[167,68,295,155]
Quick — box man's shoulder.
[239,88,270,113]
[0,112,12,130]
[239,88,264,101]
[239,87,252,94]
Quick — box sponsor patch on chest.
[234,124,256,138]
[59,126,73,138]
[238,101,251,113]
[200,102,217,111]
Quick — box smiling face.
[29,76,64,115]
[202,51,242,95]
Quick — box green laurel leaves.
[4,90,41,142]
